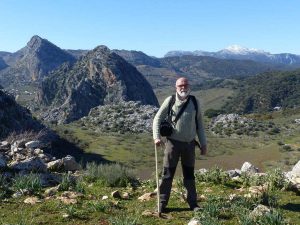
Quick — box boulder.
[249,204,270,219]
[47,159,63,171]
[291,160,300,177]
[9,157,47,172]
[241,162,259,174]
[62,155,80,171]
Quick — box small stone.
[24,197,41,205]
[228,194,238,201]
[62,213,69,218]
[102,195,108,200]
[122,192,130,199]
[44,186,59,197]
[138,192,156,201]
[188,218,202,225]
[12,192,23,198]
[34,148,43,155]
[58,197,77,205]
[249,185,266,195]
[61,191,83,199]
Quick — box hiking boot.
[159,203,167,213]
[190,204,201,212]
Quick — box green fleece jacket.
[153,94,207,146]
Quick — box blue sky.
[0,0,299,57]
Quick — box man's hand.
[154,138,162,146]
[200,145,207,155]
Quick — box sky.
[0,0,299,57]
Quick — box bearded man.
[152,77,207,212]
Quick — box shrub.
[266,169,289,191]
[86,201,111,213]
[259,189,279,208]
[280,145,292,152]
[195,166,230,185]
[257,210,286,225]
[109,213,139,225]
[58,173,75,191]
[204,109,224,118]
[12,173,42,194]
[84,162,136,187]
[277,141,284,146]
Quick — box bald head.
[176,77,189,88]
[175,77,190,99]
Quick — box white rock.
[291,160,300,177]
[241,162,259,173]
[0,141,9,148]
[188,218,202,225]
[34,148,43,154]
[47,159,63,171]
[102,195,108,200]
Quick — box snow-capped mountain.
[165,45,300,66]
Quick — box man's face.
[176,78,190,98]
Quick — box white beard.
[177,89,190,98]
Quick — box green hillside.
[224,69,300,113]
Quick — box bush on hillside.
[84,162,137,187]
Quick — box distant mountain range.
[165,45,300,67]
[2,37,299,90]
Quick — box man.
[153,77,207,212]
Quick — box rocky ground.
[78,101,158,133]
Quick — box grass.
[0,174,299,225]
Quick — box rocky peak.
[37,45,159,124]
[26,35,44,51]
[0,35,76,86]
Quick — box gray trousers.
[159,138,197,209]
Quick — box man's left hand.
[200,145,207,155]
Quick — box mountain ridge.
[165,45,300,66]
[37,45,159,124]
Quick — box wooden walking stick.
[154,143,161,217]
